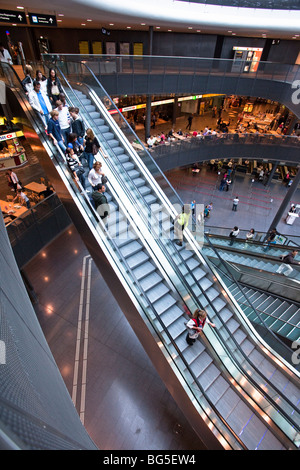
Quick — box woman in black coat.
[47,68,63,107]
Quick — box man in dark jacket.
[92,184,109,221]
[276,250,300,276]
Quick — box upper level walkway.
[49,55,300,119]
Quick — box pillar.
[172,96,178,128]
[145,26,153,142]
[265,161,278,188]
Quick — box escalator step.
[140,271,163,292]
[147,283,170,304]
[160,303,183,328]
[126,250,149,270]
[133,261,156,281]
[119,240,143,258]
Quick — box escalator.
[206,233,300,282]
[207,253,300,343]
[201,233,300,341]
[2,62,300,450]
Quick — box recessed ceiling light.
[81,23,86,26]
[57,19,62,22]
[87,19,92,21]
[197,30,201,32]
[232,33,236,35]
[12,23,17,26]
[58,14,64,16]
[109,23,114,25]
[156,26,160,29]
[168,29,172,32]
[295,34,299,37]
[16,6,24,9]
[188,27,193,30]
[141,23,146,26]
[127,26,131,29]
[228,30,232,33]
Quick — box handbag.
[101,175,108,184]
[92,139,100,155]
[76,166,85,176]
[51,84,59,96]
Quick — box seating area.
[1,177,52,225]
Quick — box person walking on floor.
[186,309,215,346]
[276,250,300,277]
[232,195,239,211]
[186,115,193,130]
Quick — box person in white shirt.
[55,99,71,144]
[35,70,48,94]
[88,162,106,189]
[147,135,155,148]
[0,43,12,64]
[29,81,52,127]
[232,195,239,211]
[8,169,22,192]
[13,189,31,209]
[229,226,240,246]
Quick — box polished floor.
[23,226,207,451]
[165,165,300,239]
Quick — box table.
[286,212,299,225]
[0,199,28,218]
[24,182,47,193]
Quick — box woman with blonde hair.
[88,161,106,189]
[83,128,101,170]
[186,308,215,345]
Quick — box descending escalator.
[206,233,300,281]
[2,61,300,450]
[200,234,300,342]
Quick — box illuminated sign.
[0,131,24,141]
[28,12,57,26]
[0,9,27,24]
[233,47,263,51]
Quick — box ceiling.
[0,0,300,39]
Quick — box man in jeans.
[29,81,52,127]
[232,195,239,211]
[276,250,300,277]
[47,109,66,155]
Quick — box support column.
[267,166,300,233]
[145,26,153,142]
[145,95,152,142]
[172,96,178,128]
[265,161,278,188]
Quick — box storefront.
[0,130,27,170]
[231,47,263,73]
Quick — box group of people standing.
[20,64,110,220]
